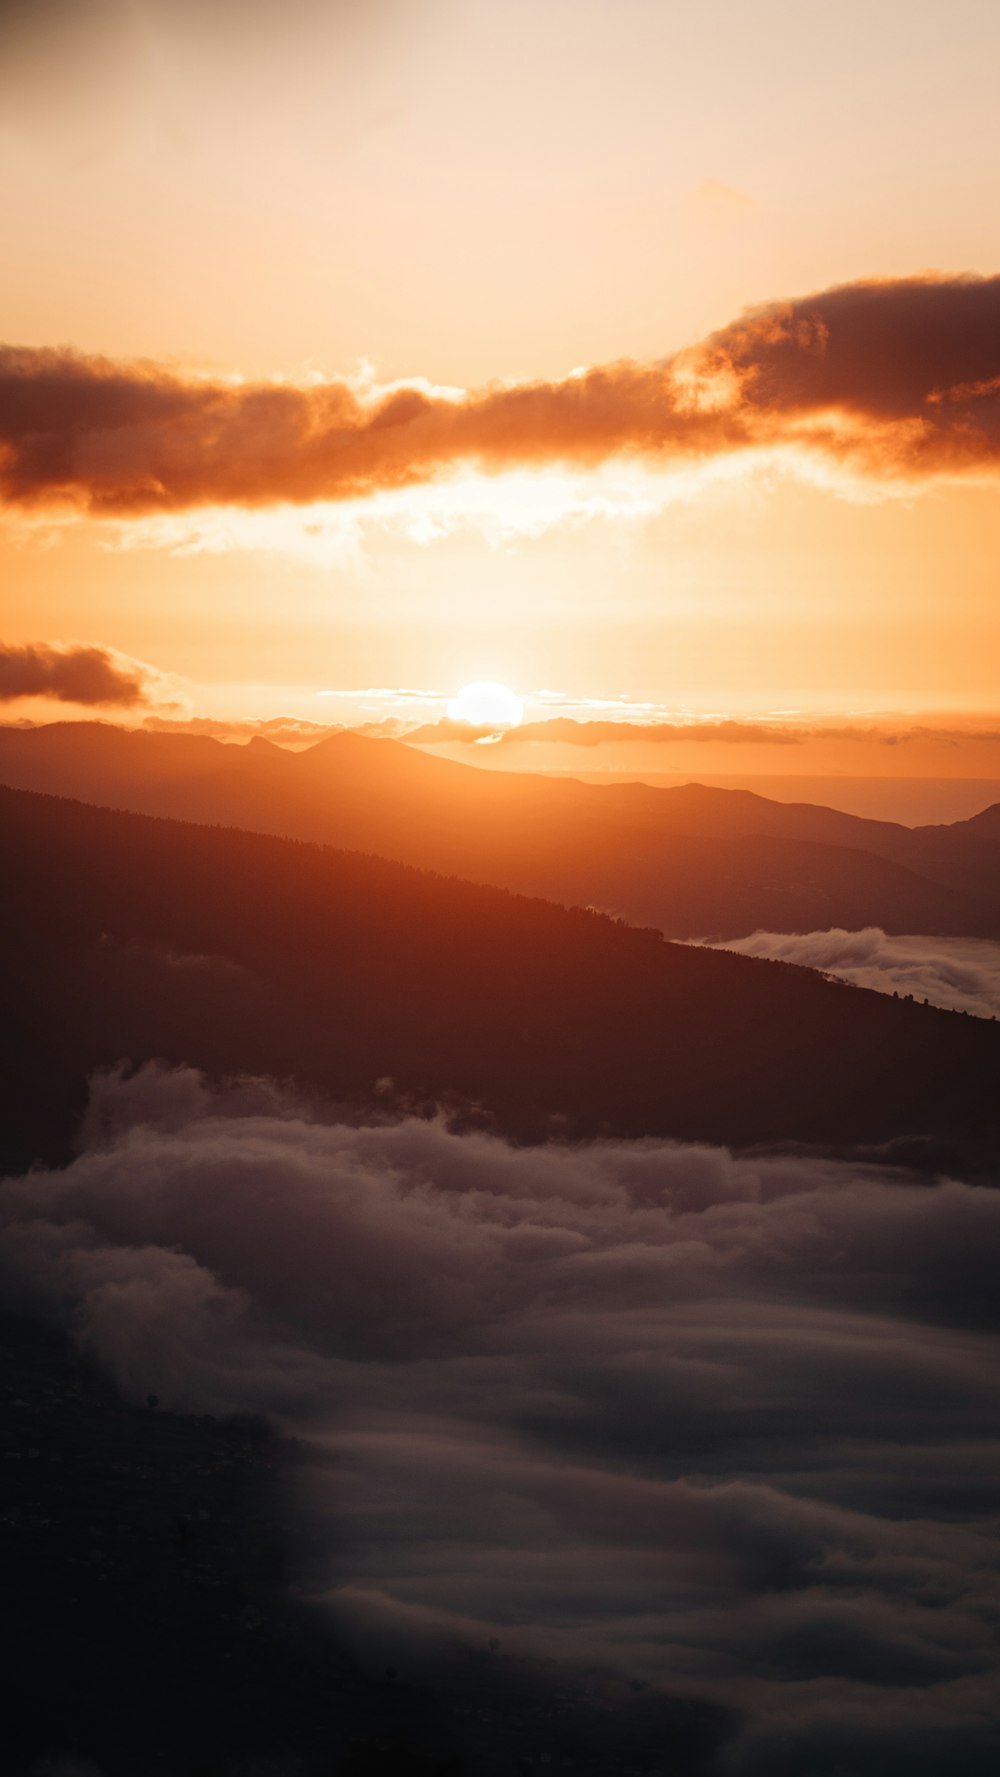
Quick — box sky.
[3,0,1000,770]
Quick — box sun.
[447,681,524,729]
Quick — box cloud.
[371,713,1000,752]
[20,703,1000,767]
[5,276,1000,519]
[0,640,164,707]
[409,716,807,747]
[702,928,1000,1020]
[141,713,343,747]
[127,708,1000,754]
[3,1062,1000,1773]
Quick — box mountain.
[0,721,995,938]
[624,779,1000,907]
[2,784,998,1177]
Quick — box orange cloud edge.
[4,274,1000,516]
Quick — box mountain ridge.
[1,721,997,939]
[2,781,999,1179]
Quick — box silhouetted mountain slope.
[650,780,1000,906]
[2,785,998,1177]
[4,1314,732,1777]
[0,722,995,938]
[959,803,1000,835]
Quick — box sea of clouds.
[2,1063,1000,1775]
[698,927,1000,1021]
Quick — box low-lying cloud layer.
[707,928,1000,1021]
[3,1064,1000,1774]
[407,716,805,747]
[5,275,1000,516]
[0,640,161,707]
[406,715,1000,750]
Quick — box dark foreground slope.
[2,785,998,1175]
[0,721,994,938]
[1,1313,730,1777]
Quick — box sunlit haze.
[3,0,1000,811]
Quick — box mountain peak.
[961,801,1000,830]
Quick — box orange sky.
[3,0,1000,761]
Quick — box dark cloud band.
[0,640,158,706]
[3,275,1000,515]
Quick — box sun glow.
[447,681,524,729]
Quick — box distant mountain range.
[3,783,999,1177]
[1,721,998,939]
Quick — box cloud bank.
[3,1064,1000,1774]
[707,928,1000,1021]
[142,712,344,747]
[5,275,1000,517]
[0,640,162,707]
[131,708,1000,765]
[408,715,1000,750]
[407,716,805,747]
